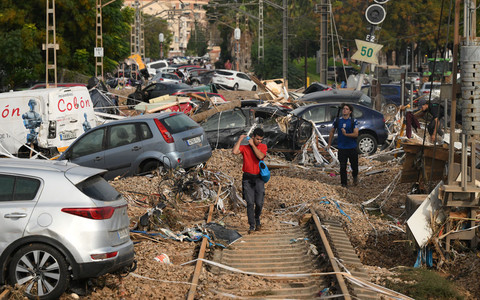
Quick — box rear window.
[159,113,200,134]
[76,175,121,201]
[164,73,179,80]
[216,70,233,76]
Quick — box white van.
[146,59,169,76]
[0,86,97,157]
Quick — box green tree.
[143,13,172,60]
[186,22,208,57]
[0,0,133,88]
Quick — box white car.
[212,69,257,91]
[146,59,169,76]
[419,82,442,99]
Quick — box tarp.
[89,88,118,115]
[128,54,146,70]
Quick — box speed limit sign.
[351,39,383,64]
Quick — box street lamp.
[234,27,241,71]
[159,33,164,59]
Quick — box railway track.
[185,205,412,299]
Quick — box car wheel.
[9,243,69,300]
[140,160,166,176]
[357,133,377,155]
[192,80,199,87]
[251,85,257,91]
[382,103,398,117]
[233,83,239,91]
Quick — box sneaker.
[255,225,262,231]
[248,227,255,234]
[341,184,347,188]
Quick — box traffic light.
[365,4,386,25]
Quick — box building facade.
[123,0,209,58]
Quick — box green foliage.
[384,267,464,300]
[73,49,91,74]
[0,0,133,88]
[186,23,208,57]
[251,41,304,89]
[0,24,42,89]
[143,14,172,60]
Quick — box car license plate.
[186,136,201,145]
[60,131,76,140]
[117,228,129,240]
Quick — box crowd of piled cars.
[0,60,399,299]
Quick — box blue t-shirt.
[333,117,358,149]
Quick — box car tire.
[192,80,199,87]
[140,160,166,176]
[9,243,69,300]
[357,133,377,155]
[382,103,398,117]
[251,85,257,91]
[233,83,239,91]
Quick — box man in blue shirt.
[327,103,359,187]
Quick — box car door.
[201,109,248,148]
[149,83,168,99]
[103,123,144,179]
[68,127,106,170]
[0,174,41,252]
[236,73,253,90]
[300,105,331,142]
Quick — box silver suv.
[0,158,135,299]
[59,112,212,180]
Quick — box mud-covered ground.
[5,89,479,300]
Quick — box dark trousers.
[338,148,358,186]
[242,173,265,229]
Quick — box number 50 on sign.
[351,39,383,64]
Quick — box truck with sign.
[0,86,97,158]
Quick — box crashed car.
[200,106,312,157]
[291,102,388,155]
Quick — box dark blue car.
[291,102,388,155]
[361,84,408,107]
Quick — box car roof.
[95,111,183,125]
[297,89,365,101]
[292,101,377,115]
[0,158,105,184]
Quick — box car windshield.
[358,94,372,106]
[76,175,121,201]
[160,113,200,133]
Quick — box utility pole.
[315,0,328,84]
[44,0,58,88]
[95,0,103,79]
[258,0,264,61]
[355,2,387,90]
[282,0,288,87]
[95,0,116,80]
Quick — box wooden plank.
[0,289,10,300]
[186,204,214,300]
[190,100,241,123]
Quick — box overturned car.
[199,105,312,158]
